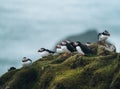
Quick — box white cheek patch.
[76,46,85,55]
[39,51,50,57]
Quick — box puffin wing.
[79,43,93,54]
[66,43,76,52]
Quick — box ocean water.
[0,0,120,76]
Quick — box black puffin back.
[66,43,76,52]
[71,42,77,51]
[46,49,55,54]
[78,42,92,54]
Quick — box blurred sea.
[0,0,120,76]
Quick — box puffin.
[38,48,55,57]
[65,40,77,52]
[60,41,71,53]
[22,57,32,67]
[98,30,110,42]
[74,41,93,55]
[60,40,76,53]
[56,44,64,53]
[98,30,116,52]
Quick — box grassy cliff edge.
[0,53,120,89]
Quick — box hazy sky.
[1,0,120,59]
[0,0,120,75]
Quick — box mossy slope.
[0,53,120,89]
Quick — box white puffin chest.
[56,48,63,53]
[61,46,71,53]
[22,61,32,67]
[39,51,50,57]
[76,46,85,55]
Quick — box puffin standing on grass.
[74,41,93,55]
[56,44,64,53]
[22,57,32,67]
[65,40,77,52]
[60,40,76,53]
[60,41,71,53]
[38,48,55,57]
[98,30,116,52]
[98,30,110,42]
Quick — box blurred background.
[0,0,120,76]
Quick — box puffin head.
[38,48,46,52]
[102,30,110,36]
[22,57,27,62]
[61,41,67,46]
[56,44,61,49]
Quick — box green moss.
[49,68,83,89]
[8,67,39,89]
[0,53,120,89]
[110,71,120,89]
[0,69,19,86]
